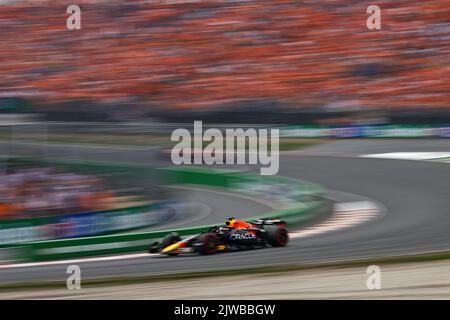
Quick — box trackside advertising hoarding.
[280,125,450,138]
[0,203,175,245]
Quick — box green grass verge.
[0,132,168,146]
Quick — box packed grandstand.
[0,165,137,220]
[0,0,448,112]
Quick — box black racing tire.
[156,232,181,256]
[148,241,160,254]
[162,232,181,248]
[197,233,218,255]
[265,226,289,247]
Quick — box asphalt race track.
[0,140,449,284]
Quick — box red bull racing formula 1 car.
[149,217,289,256]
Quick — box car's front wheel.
[150,232,181,256]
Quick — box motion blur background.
[0,0,449,267]
[0,1,450,300]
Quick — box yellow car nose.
[161,242,180,253]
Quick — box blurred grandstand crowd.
[0,0,449,114]
[0,166,116,219]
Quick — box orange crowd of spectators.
[0,166,116,220]
[0,0,449,111]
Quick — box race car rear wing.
[253,218,287,227]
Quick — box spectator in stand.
[0,1,448,112]
[0,167,119,220]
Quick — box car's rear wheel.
[197,233,218,255]
[266,226,289,247]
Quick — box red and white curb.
[290,201,381,239]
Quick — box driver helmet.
[225,217,236,228]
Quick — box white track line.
[0,253,156,269]
[360,152,450,161]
